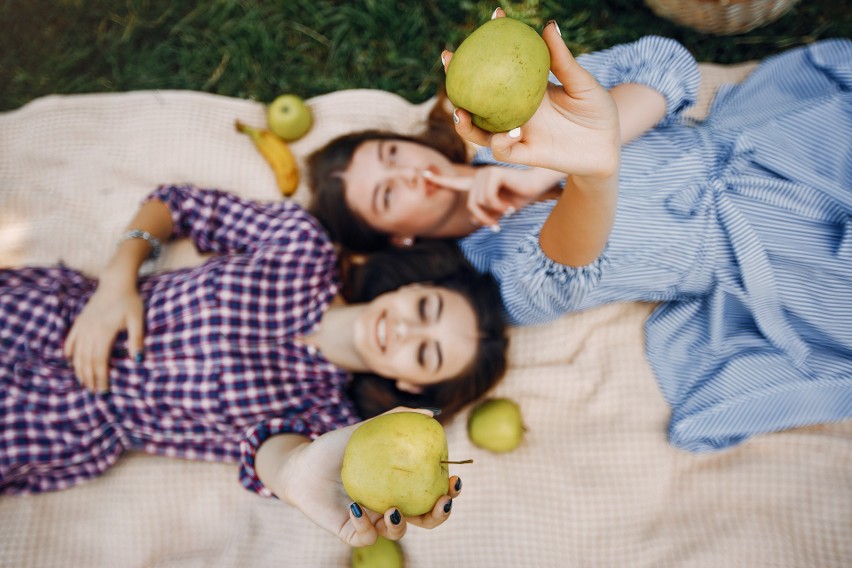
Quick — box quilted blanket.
[1,61,850,568]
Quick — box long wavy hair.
[341,239,508,424]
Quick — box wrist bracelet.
[118,229,162,260]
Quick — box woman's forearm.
[101,199,173,282]
[255,433,312,504]
[539,169,619,267]
[610,83,667,143]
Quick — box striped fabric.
[459,37,852,452]
[0,185,360,495]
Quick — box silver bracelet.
[118,229,162,260]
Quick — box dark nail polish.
[454,477,462,492]
[134,351,144,363]
[350,502,363,518]
[443,499,453,514]
[390,509,401,525]
[419,407,442,417]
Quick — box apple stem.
[441,459,474,465]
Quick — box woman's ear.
[391,235,415,248]
[395,380,423,394]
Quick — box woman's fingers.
[379,508,407,541]
[126,309,145,363]
[440,50,453,72]
[452,107,494,148]
[421,171,472,192]
[542,20,597,96]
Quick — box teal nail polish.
[454,477,462,492]
[443,499,453,514]
[390,509,401,525]
[135,351,144,363]
[419,407,442,417]
[350,502,363,518]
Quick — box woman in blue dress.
[307,15,852,452]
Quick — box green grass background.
[2,0,850,112]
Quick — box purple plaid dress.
[1,184,360,496]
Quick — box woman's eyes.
[382,184,392,210]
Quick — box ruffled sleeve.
[462,218,609,326]
[572,36,700,124]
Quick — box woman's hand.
[425,166,564,227]
[64,269,145,392]
[443,13,620,178]
[266,408,462,547]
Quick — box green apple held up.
[445,17,550,133]
[341,412,451,517]
[351,536,404,568]
[467,398,524,453]
[267,94,313,141]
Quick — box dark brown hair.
[341,240,508,424]
[307,94,468,253]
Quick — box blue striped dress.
[459,36,852,452]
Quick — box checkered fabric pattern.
[0,185,359,495]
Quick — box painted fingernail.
[506,206,517,216]
[443,500,453,514]
[508,127,521,139]
[547,19,561,36]
[490,224,502,233]
[350,502,363,518]
[491,7,501,19]
[419,407,442,417]
[421,169,434,179]
[452,109,460,124]
[454,477,462,492]
[135,351,144,363]
[390,509,402,525]
[440,52,447,67]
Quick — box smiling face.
[354,284,478,393]
[342,139,463,240]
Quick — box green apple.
[467,398,524,453]
[341,412,449,517]
[446,17,551,133]
[266,94,313,141]
[351,536,404,568]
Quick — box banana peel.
[235,120,299,196]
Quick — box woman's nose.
[394,319,428,341]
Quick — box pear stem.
[441,459,474,465]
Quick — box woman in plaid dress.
[0,184,508,546]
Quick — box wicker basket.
[643,0,801,35]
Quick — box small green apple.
[467,398,524,453]
[446,17,551,133]
[341,412,449,517]
[351,536,404,568]
[267,94,313,141]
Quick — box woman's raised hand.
[276,408,462,547]
[425,166,564,227]
[443,15,621,178]
[64,270,145,392]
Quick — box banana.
[235,120,299,196]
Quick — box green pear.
[267,94,313,141]
[445,18,550,132]
[341,412,449,517]
[351,536,404,568]
[467,398,524,453]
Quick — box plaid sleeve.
[144,184,328,255]
[239,403,361,498]
[238,416,315,498]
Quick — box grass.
[1,0,850,112]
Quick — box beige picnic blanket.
[1,62,850,568]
